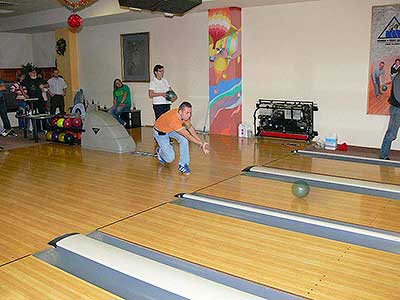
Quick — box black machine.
[253,99,318,142]
[118,0,202,16]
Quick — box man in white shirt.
[148,64,177,120]
[47,69,67,114]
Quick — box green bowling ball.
[165,90,176,101]
[292,180,310,198]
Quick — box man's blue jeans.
[111,104,130,125]
[380,105,400,159]
[16,101,27,128]
[153,128,190,166]
[373,76,381,96]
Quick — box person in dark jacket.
[380,72,400,159]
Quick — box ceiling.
[0,0,317,33]
[0,0,316,17]
[0,0,63,17]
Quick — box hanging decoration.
[62,0,98,11]
[68,14,83,28]
[62,0,98,29]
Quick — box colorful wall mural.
[208,7,242,135]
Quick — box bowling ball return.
[81,111,136,153]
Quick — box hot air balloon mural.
[213,56,227,83]
[208,8,231,49]
[226,32,239,61]
[208,7,242,136]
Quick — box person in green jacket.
[111,78,132,126]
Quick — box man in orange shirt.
[154,101,209,175]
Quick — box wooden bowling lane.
[307,246,399,300]
[0,127,296,265]
[0,256,121,300]
[197,175,399,232]
[100,204,400,299]
[265,154,400,185]
[372,199,400,231]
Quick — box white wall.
[32,31,56,68]
[0,32,54,69]
[0,32,54,128]
[0,33,33,68]
[78,0,398,148]
[78,13,209,128]
[243,0,399,148]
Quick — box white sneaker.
[2,129,11,137]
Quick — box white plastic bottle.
[325,133,337,150]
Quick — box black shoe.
[8,129,17,136]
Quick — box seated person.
[110,78,132,126]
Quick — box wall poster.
[368,4,400,115]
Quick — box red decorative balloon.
[68,13,83,28]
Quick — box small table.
[17,114,53,142]
[122,110,141,128]
[99,108,141,128]
[24,98,39,114]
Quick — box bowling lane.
[265,154,400,185]
[197,175,398,232]
[0,256,121,300]
[101,204,400,300]
[372,199,400,231]
[308,246,400,300]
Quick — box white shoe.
[2,129,11,137]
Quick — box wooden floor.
[303,144,400,161]
[0,256,121,300]
[0,127,398,299]
[102,204,400,300]
[267,154,400,185]
[198,175,399,232]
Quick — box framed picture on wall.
[121,32,150,82]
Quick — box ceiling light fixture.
[0,1,17,6]
[164,12,174,18]
[0,0,16,13]
[129,7,142,11]
[0,9,14,14]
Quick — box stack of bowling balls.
[48,115,83,144]
[51,116,83,129]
